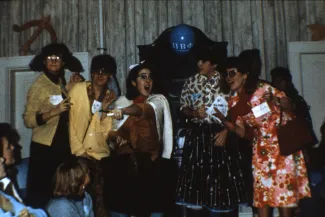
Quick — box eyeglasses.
[137,73,152,81]
[46,55,62,62]
[92,69,111,76]
[225,69,238,78]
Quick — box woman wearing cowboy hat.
[23,42,84,208]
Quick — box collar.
[44,70,64,84]
[0,177,11,189]
[195,71,220,83]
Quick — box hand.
[213,107,226,122]
[194,105,207,119]
[66,73,84,91]
[112,109,124,120]
[116,136,128,147]
[214,129,228,146]
[51,98,72,116]
[18,208,31,217]
[102,91,116,110]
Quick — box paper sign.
[206,96,228,117]
[252,102,271,118]
[91,100,102,114]
[49,95,63,105]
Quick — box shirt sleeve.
[23,81,46,128]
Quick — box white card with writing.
[251,102,271,118]
[49,95,63,105]
[206,96,228,117]
[91,100,102,114]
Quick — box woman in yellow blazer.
[69,54,117,217]
[23,43,84,208]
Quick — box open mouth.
[144,85,150,91]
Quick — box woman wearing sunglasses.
[175,46,249,217]
[214,55,311,217]
[102,61,173,217]
[68,54,117,217]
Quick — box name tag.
[252,102,271,118]
[91,100,102,114]
[49,95,63,105]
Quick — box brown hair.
[53,157,89,197]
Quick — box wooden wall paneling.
[231,0,253,55]
[134,0,145,59]
[143,0,159,44]
[284,0,300,45]
[42,0,62,45]
[8,0,22,56]
[61,0,79,52]
[22,0,44,55]
[87,0,99,58]
[107,0,127,94]
[125,0,136,79]
[182,0,205,31]
[298,0,309,41]
[305,0,316,41]
[157,0,168,36]
[78,0,88,52]
[250,0,266,79]
[167,0,183,27]
[0,1,9,57]
[274,0,287,67]
[203,0,223,42]
[315,0,325,24]
[261,0,276,80]
[220,0,234,56]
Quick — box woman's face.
[92,70,111,87]
[44,55,64,75]
[0,137,15,166]
[132,68,153,97]
[197,60,216,77]
[226,68,247,92]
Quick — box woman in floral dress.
[214,56,311,217]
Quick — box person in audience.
[271,67,325,217]
[23,42,84,208]
[69,54,117,217]
[46,157,94,217]
[102,61,174,217]
[0,124,47,217]
[214,56,311,217]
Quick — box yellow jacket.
[69,82,112,160]
[23,73,62,146]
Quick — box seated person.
[46,157,94,217]
[0,158,47,217]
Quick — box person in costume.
[175,46,248,216]
[24,42,84,208]
[214,56,311,217]
[69,54,117,217]
[102,61,174,217]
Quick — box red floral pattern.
[229,83,311,207]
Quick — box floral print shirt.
[180,73,229,124]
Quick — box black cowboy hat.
[29,43,84,72]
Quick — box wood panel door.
[288,41,325,144]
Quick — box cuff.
[36,113,46,126]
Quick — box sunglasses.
[137,73,152,81]
[225,69,238,78]
[46,55,62,62]
[92,69,111,76]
